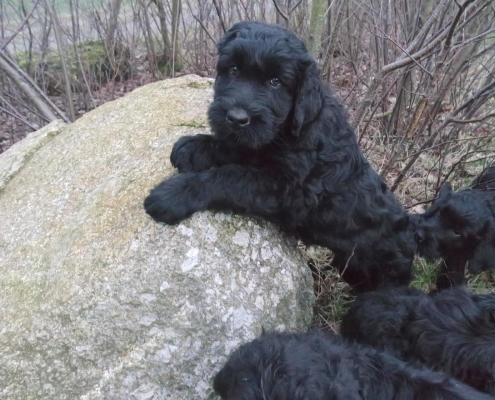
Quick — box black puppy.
[414,163,495,289]
[471,162,495,190]
[341,286,495,395]
[144,21,415,292]
[213,329,493,399]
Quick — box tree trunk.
[105,0,122,70]
[153,0,170,57]
[47,0,75,122]
[322,0,349,79]
[0,51,58,122]
[170,0,181,77]
[307,0,326,59]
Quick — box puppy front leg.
[170,134,242,173]
[435,256,466,290]
[144,165,283,225]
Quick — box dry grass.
[299,244,354,332]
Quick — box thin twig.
[448,112,495,124]
[405,197,437,209]
[0,105,38,130]
[272,0,288,21]
[444,0,477,51]
[0,0,41,50]
[390,79,495,191]
[212,0,227,33]
[358,75,400,143]
[291,0,303,13]
[439,152,478,186]
[193,14,216,44]
[355,14,434,77]
[352,0,485,128]
[340,243,357,278]
[398,135,493,161]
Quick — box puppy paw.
[170,135,215,173]
[144,174,206,224]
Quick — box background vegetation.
[1,0,494,328]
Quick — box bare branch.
[323,0,349,79]
[444,0,477,51]
[291,0,303,14]
[0,52,58,122]
[390,80,495,191]
[398,136,494,161]
[46,0,75,122]
[212,0,227,33]
[193,15,216,44]
[0,0,41,50]
[0,104,38,130]
[272,0,288,21]
[405,197,437,209]
[448,112,495,124]
[352,0,489,128]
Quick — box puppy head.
[337,231,416,293]
[330,208,416,292]
[414,184,495,272]
[213,332,288,399]
[470,161,495,190]
[208,22,323,149]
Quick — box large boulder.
[0,75,314,399]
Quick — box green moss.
[15,39,131,94]
[187,80,212,89]
[157,59,183,76]
[175,120,208,128]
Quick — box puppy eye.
[453,229,461,236]
[229,66,238,76]
[270,77,281,87]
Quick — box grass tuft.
[307,250,495,331]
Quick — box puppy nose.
[227,108,250,128]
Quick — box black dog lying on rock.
[341,286,495,395]
[414,162,495,289]
[144,21,415,292]
[213,329,494,399]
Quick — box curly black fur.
[144,21,415,292]
[213,329,493,400]
[341,286,495,395]
[414,162,495,289]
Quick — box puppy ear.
[291,60,323,136]
[468,224,495,274]
[217,29,238,52]
[437,183,453,200]
[213,366,235,398]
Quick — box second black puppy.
[144,21,415,292]
[341,286,495,395]
[214,330,493,400]
[414,162,495,289]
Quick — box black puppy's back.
[341,286,495,395]
[213,330,493,400]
